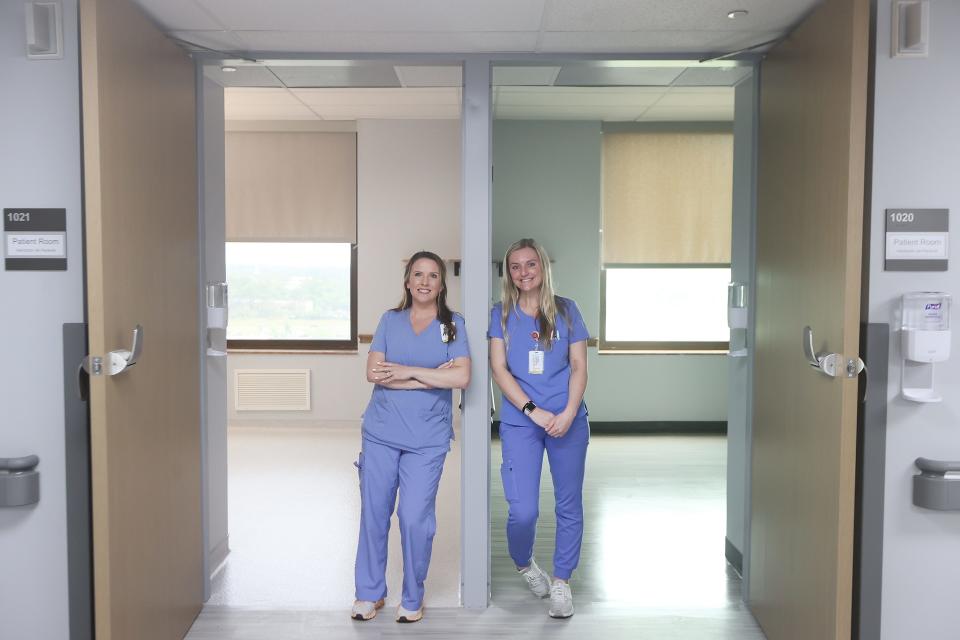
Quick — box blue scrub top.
[489,297,589,427]
[362,309,470,451]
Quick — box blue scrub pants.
[499,416,589,580]
[354,438,448,610]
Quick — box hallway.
[186,432,764,638]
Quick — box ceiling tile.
[497,87,665,107]
[133,0,225,31]
[232,30,540,53]
[202,64,283,88]
[169,29,246,52]
[539,29,743,53]
[672,66,753,87]
[292,88,461,107]
[492,66,562,87]
[268,63,401,88]
[394,66,463,87]
[544,0,820,32]
[197,0,546,32]
[554,64,685,86]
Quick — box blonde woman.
[488,238,589,619]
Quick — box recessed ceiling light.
[220,65,238,73]
[727,9,748,19]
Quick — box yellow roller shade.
[226,132,357,243]
[602,131,732,264]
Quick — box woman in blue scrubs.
[489,238,589,619]
[351,250,471,624]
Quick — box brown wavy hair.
[396,250,457,342]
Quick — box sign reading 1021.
[4,208,68,271]
[885,208,949,272]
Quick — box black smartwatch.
[522,401,537,416]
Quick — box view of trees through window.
[226,242,352,341]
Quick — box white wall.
[228,119,462,425]
[0,2,82,638]
[871,2,960,637]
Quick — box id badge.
[529,350,545,375]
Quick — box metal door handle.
[802,325,865,379]
[81,324,144,377]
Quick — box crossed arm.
[366,350,471,390]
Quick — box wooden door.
[80,0,202,637]
[749,0,869,638]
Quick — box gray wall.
[725,74,757,559]
[0,2,82,638]
[870,2,960,637]
[492,120,729,422]
[200,77,230,581]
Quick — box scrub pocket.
[500,460,519,504]
[353,452,363,491]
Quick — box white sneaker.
[548,580,574,618]
[350,598,384,621]
[518,559,551,598]
[396,604,423,623]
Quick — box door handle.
[81,324,144,378]
[802,325,865,379]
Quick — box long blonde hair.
[500,238,566,350]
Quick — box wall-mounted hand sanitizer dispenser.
[727,282,748,357]
[206,281,228,356]
[901,292,951,402]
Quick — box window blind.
[225,132,357,243]
[602,131,732,264]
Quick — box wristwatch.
[522,401,537,416]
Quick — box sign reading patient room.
[4,208,67,271]
[3,209,67,271]
[885,208,949,271]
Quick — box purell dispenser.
[901,292,951,402]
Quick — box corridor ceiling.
[133,0,821,56]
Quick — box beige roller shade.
[602,131,732,264]
[226,132,357,243]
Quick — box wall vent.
[234,369,311,411]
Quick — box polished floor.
[187,431,766,639]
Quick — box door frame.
[193,50,762,611]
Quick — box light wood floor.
[186,433,766,639]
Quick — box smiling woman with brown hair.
[351,250,470,624]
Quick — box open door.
[749,0,869,638]
[80,0,202,637]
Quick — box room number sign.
[4,208,67,271]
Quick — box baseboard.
[209,535,230,579]
[491,420,727,435]
[725,537,743,576]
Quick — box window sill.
[597,349,729,355]
[227,349,359,355]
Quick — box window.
[601,265,730,351]
[600,128,733,352]
[224,130,358,351]
[226,242,357,350]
